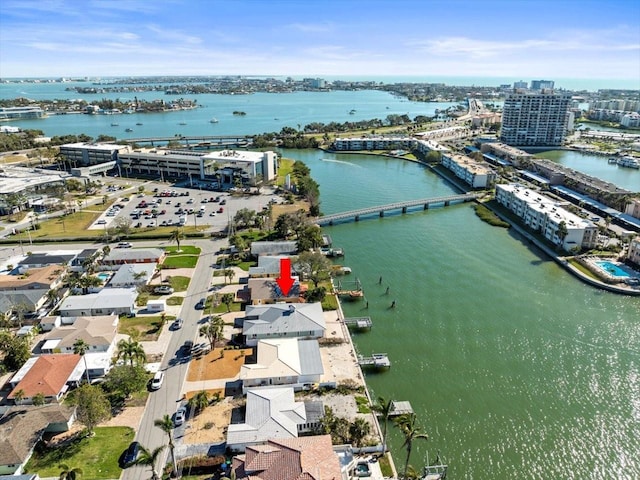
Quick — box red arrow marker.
[276,258,295,296]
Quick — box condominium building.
[500,91,571,146]
[495,184,598,251]
[628,238,640,267]
[0,106,46,121]
[441,153,496,189]
[530,80,555,90]
[332,136,414,151]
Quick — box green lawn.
[166,296,184,306]
[25,426,134,479]
[118,314,174,340]
[162,255,199,268]
[165,245,201,255]
[167,275,191,291]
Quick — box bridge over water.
[315,193,480,226]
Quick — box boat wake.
[321,158,362,168]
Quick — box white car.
[150,371,164,390]
[174,406,186,427]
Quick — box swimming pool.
[97,272,111,282]
[595,261,630,278]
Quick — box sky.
[1,0,639,84]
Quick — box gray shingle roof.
[243,302,325,338]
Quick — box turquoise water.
[281,149,640,479]
[97,272,110,281]
[596,261,631,278]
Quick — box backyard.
[118,314,174,341]
[25,426,134,479]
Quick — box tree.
[297,224,323,251]
[73,384,111,436]
[233,208,257,229]
[394,413,429,479]
[225,268,236,285]
[73,338,91,383]
[78,275,102,295]
[169,228,184,252]
[154,415,178,478]
[117,338,146,367]
[221,293,234,312]
[294,251,332,288]
[188,390,210,414]
[32,392,46,406]
[58,464,83,480]
[2,335,30,370]
[372,396,394,453]
[556,221,569,251]
[12,389,25,404]
[131,444,165,479]
[103,364,149,400]
[199,315,224,350]
[349,417,371,447]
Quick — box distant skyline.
[1,0,639,87]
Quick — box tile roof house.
[240,338,324,393]
[40,314,118,354]
[232,435,342,480]
[107,263,156,288]
[58,288,137,317]
[8,354,83,405]
[242,303,325,346]
[101,248,164,266]
[0,265,66,292]
[226,387,323,452]
[0,404,75,475]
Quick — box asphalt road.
[121,237,225,479]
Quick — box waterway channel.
[282,149,640,479]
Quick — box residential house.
[69,248,99,272]
[240,338,324,393]
[17,253,75,270]
[0,404,75,475]
[8,354,83,404]
[227,387,323,452]
[232,435,342,480]
[107,263,156,288]
[58,288,137,317]
[242,303,325,346]
[248,255,290,277]
[245,278,302,306]
[101,248,164,267]
[0,289,48,317]
[250,241,297,257]
[0,265,66,292]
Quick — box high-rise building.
[513,80,528,89]
[530,79,555,90]
[500,91,572,146]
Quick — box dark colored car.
[123,441,139,465]
[195,298,206,310]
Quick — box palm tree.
[58,464,83,480]
[199,315,223,351]
[117,338,146,366]
[187,390,210,414]
[154,415,178,478]
[394,413,429,479]
[372,396,394,453]
[78,275,101,295]
[46,288,60,307]
[349,417,371,447]
[556,221,569,251]
[73,338,91,383]
[169,228,184,252]
[131,444,165,480]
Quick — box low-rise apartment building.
[441,153,497,189]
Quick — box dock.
[358,353,391,369]
[336,278,364,300]
[343,316,373,329]
[389,400,414,417]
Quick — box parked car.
[194,298,206,310]
[116,242,133,248]
[150,371,164,390]
[217,207,224,213]
[154,285,174,295]
[174,406,186,427]
[96,219,107,225]
[173,317,183,330]
[209,211,217,216]
[123,441,140,465]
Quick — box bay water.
[283,149,640,479]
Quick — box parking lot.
[89,180,282,232]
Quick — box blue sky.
[1,0,639,83]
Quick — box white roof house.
[226,387,322,452]
[101,248,164,266]
[242,303,325,346]
[240,338,324,393]
[58,288,137,317]
[108,263,156,288]
[248,255,290,277]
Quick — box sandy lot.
[186,347,252,382]
[181,397,238,445]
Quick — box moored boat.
[617,156,639,169]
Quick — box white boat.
[617,157,640,169]
[210,118,219,123]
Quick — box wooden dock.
[343,316,373,329]
[389,400,414,417]
[358,353,391,369]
